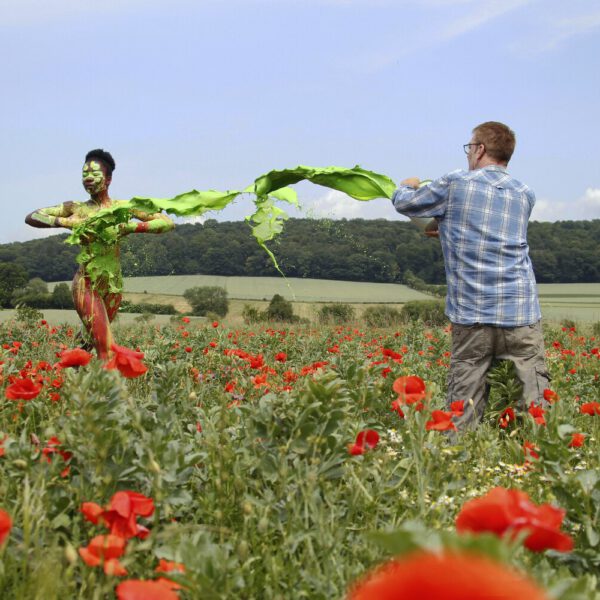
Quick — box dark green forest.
[2,218,599,284]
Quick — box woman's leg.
[72,272,114,360]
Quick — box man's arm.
[391,174,453,219]
[119,209,175,235]
[25,202,77,229]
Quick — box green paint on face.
[82,161,107,195]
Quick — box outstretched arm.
[25,202,78,229]
[119,209,175,236]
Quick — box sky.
[1,0,599,244]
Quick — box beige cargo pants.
[447,320,550,431]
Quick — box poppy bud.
[237,540,249,561]
[149,459,161,474]
[13,459,28,469]
[64,543,78,564]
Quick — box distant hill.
[2,218,600,284]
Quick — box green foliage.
[265,294,296,322]
[120,300,178,315]
[0,262,29,308]
[50,282,73,309]
[11,277,52,309]
[363,305,402,327]
[318,303,356,324]
[403,269,447,298]
[242,304,263,324]
[593,322,600,337]
[183,285,229,317]
[400,299,447,326]
[0,317,599,597]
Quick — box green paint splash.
[66,165,399,293]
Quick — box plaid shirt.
[392,165,541,326]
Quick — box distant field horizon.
[38,275,600,324]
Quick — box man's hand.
[401,177,421,189]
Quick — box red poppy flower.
[116,580,179,600]
[212,321,219,328]
[499,407,515,428]
[0,509,12,545]
[523,441,540,460]
[580,402,600,415]
[274,352,287,362]
[5,378,42,400]
[542,389,558,403]
[58,348,93,368]
[392,375,426,405]
[79,534,127,575]
[426,410,456,431]
[456,487,573,552]
[450,400,464,417]
[105,344,148,378]
[348,551,549,600]
[528,403,546,425]
[390,399,405,418]
[81,491,154,540]
[155,559,186,590]
[568,433,585,448]
[348,429,379,455]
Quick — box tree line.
[1,218,599,290]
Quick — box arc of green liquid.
[66,165,399,293]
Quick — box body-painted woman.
[25,149,174,359]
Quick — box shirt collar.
[481,164,508,173]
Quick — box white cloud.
[511,8,600,53]
[352,0,532,71]
[531,187,600,222]
[296,189,407,221]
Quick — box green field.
[37,277,600,324]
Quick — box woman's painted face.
[82,160,108,195]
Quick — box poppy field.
[1,311,599,599]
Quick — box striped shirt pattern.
[392,165,541,326]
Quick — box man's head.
[465,122,515,171]
[82,149,116,195]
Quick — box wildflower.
[58,348,93,368]
[392,375,426,409]
[568,433,585,448]
[456,487,573,552]
[542,389,558,403]
[81,491,154,540]
[450,400,464,417]
[116,580,179,600]
[0,509,12,545]
[499,407,515,428]
[390,399,405,418]
[155,559,186,590]
[5,378,42,401]
[212,321,219,328]
[528,403,546,425]
[79,534,127,576]
[523,441,540,460]
[348,429,379,456]
[348,551,549,600]
[274,352,287,362]
[105,344,148,378]
[425,410,456,431]
[580,402,600,415]
[181,317,190,323]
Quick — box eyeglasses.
[463,142,483,155]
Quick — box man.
[26,149,174,359]
[391,122,549,431]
